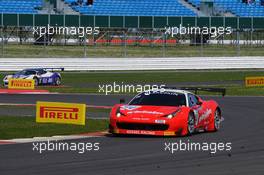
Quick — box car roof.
[23,68,44,72]
[144,88,193,95]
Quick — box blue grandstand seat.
[187,0,264,17]
[64,0,197,16]
[0,0,42,14]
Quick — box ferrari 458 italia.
[109,88,224,136]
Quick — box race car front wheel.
[187,113,195,135]
[33,77,39,86]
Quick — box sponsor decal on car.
[198,109,212,123]
[245,76,264,87]
[120,105,141,110]
[145,90,179,96]
[126,130,156,135]
[132,117,150,121]
[36,101,86,125]
[127,111,164,115]
[155,119,166,124]
[8,78,35,89]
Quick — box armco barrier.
[0,57,264,71]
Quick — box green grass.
[59,71,264,84]
[0,105,111,113]
[1,70,263,95]
[193,85,264,96]
[0,116,108,140]
[1,44,264,58]
[43,71,264,96]
[226,85,264,96]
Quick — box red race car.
[109,87,225,136]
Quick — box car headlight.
[4,75,11,80]
[166,109,181,119]
[116,107,126,118]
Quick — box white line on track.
[0,132,108,145]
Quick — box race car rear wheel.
[187,113,195,135]
[54,77,61,86]
[214,109,221,131]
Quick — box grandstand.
[0,0,42,14]
[65,0,197,16]
[62,0,264,17]
[0,0,263,17]
[0,0,264,58]
[187,0,264,17]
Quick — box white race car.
[3,68,64,86]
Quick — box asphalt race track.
[0,94,264,175]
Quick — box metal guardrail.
[0,57,263,71]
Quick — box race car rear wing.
[42,67,65,72]
[163,87,226,96]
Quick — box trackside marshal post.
[36,101,86,125]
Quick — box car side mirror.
[120,99,125,104]
[197,101,203,105]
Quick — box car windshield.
[17,70,36,75]
[129,91,186,106]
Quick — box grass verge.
[1,70,263,96]
[0,116,108,140]
[40,71,264,96]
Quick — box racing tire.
[213,109,221,131]
[33,77,39,86]
[54,77,61,86]
[187,112,195,135]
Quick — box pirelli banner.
[8,78,35,89]
[36,101,86,125]
[245,77,264,87]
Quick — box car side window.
[38,70,47,75]
[188,94,199,107]
[26,71,36,75]
[42,70,47,75]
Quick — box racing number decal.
[192,106,202,126]
[40,78,53,84]
[196,103,212,126]
[48,78,53,83]
[192,104,210,126]
[193,109,199,126]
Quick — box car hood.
[119,105,180,118]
